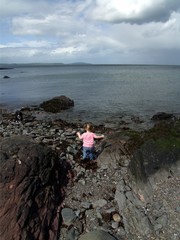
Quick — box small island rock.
[40,95,74,113]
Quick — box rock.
[81,202,92,209]
[128,119,180,195]
[79,230,117,240]
[112,213,121,222]
[3,75,10,78]
[129,139,180,197]
[40,95,74,113]
[66,226,80,240]
[93,199,107,208]
[61,208,77,226]
[111,221,119,229]
[151,112,174,121]
[0,136,70,240]
[1,110,179,240]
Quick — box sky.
[0,0,180,65]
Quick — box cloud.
[90,0,180,24]
[0,0,180,64]
[0,40,52,48]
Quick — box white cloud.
[51,46,85,55]
[0,40,53,48]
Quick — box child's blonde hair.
[84,122,94,132]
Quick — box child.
[77,122,104,161]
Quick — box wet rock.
[151,112,174,121]
[3,75,10,78]
[40,95,74,113]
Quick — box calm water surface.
[0,64,180,123]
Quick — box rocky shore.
[0,106,179,240]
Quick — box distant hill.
[68,62,92,65]
[0,62,92,68]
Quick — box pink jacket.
[79,132,98,148]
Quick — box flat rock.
[79,230,117,240]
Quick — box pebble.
[111,221,119,229]
[112,213,121,222]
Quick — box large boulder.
[0,136,70,240]
[40,95,74,113]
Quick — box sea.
[0,64,180,125]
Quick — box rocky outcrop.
[120,119,180,238]
[40,96,74,113]
[0,136,71,240]
[1,110,179,240]
[151,112,174,121]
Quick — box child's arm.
[94,134,104,139]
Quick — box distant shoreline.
[0,63,180,67]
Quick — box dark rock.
[128,119,180,184]
[129,119,180,186]
[3,75,10,78]
[151,112,174,121]
[40,96,74,113]
[0,136,71,240]
[15,110,23,121]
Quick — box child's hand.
[76,132,81,138]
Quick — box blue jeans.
[83,147,95,160]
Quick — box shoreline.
[0,103,160,131]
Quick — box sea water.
[0,64,180,123]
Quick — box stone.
[81,202,92,209]
[66,226,80,240]
[93,199,107,208]
[111,221,119,229]
[112,213,121,223]
[79,230,117,240]
[61,208,77,226]
[115,184,127,211]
